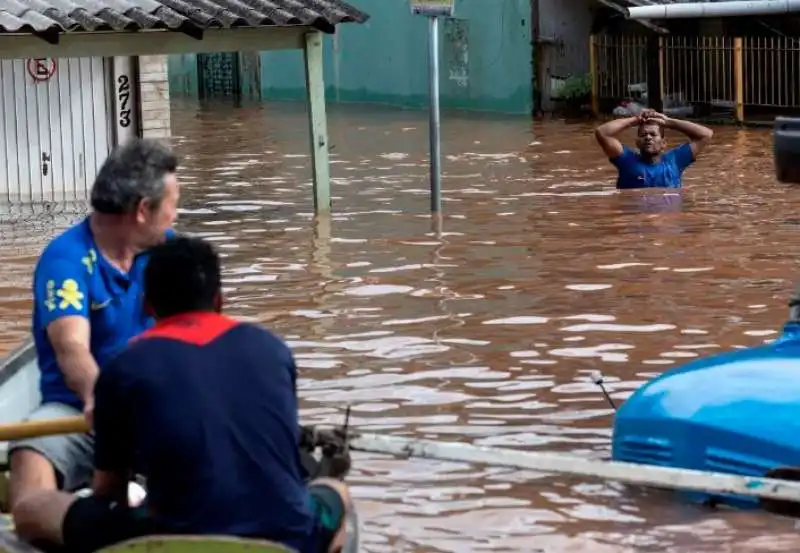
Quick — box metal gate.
[197,52,241,98]
[196,52,261,100]
[0,57,113,202]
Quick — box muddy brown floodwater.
[2,99,800,551]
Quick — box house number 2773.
[117,75,132,128]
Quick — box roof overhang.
[0,25,310,59]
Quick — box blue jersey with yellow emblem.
[32,218,172,409]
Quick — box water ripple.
[0,103,796,552]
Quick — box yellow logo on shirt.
[55,279,84,311]
[81,249,97,275]
[44,280,56,312]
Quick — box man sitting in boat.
[8,139,179,515]
[13,236,357,553]
[594,109,714,189]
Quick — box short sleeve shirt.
[611,143,695,189]
[32,218,175,408]
[93,312,316,551]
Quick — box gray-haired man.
[8,138,179,523]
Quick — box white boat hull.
[0,340,41,462]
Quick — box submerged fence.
[590,35,800,121]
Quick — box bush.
[552,74,591,101]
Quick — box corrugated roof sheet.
[0,0,369,37]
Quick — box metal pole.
[627,0,800,19]
[427,15,442,213]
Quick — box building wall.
[538,0,595,111]
[0,54,172,205]
[168,54,199,100]
[168,0,534,114]
[0,57,113,202]
[138,55,171,139]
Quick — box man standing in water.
[8,139,178,518]
[594,109,714,189]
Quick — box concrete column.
[137,55,171,139]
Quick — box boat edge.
[0,339,34,391]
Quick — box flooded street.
[2,99,800,551]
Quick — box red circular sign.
[27,58,56,82]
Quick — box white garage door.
[0,57,113,202]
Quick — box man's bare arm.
[46,317,98,405]
[663,118,714,158]
[594,116,639,159]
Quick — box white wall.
[0,57,113,202]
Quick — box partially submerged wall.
[168,0,534,115]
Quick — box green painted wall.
[168,0,533,114]
[169,54,199,98]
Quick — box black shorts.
[62,496,158,553]
[62,483,349,553]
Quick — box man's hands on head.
[639,109,713,156]
[639,109,670,127]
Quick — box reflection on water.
[1,100,800,551]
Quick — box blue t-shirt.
[93,312,320,553]
[611,143,695,189]
[32,218,175,408]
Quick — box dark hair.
[91,138,178,215]
[638,121,665,138]
[144,236,221,319]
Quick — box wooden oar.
[0,416,87,442]
[349,433,800,504]
[6,419,800,507]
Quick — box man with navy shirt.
[13,236,357,553]
[8,139,179,519]
[594,109,714,189]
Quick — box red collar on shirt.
[134,311,239,346]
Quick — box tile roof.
[0,0,369,38]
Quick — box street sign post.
[410,0,455,213]
[411,0,455,16]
